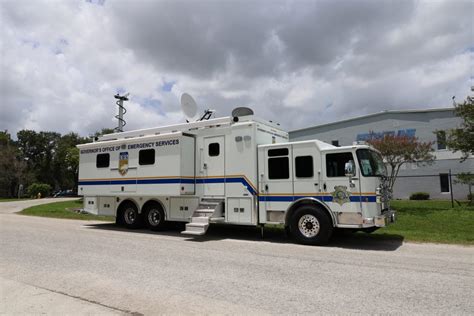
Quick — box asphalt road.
[1,199,473,315]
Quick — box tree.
[53,132,88,190]
[368,135,435,192]
[446,95,474,161]
[454,172,474,205]
[64,147,80,192]
[16,130,61,187]
[0,133,28,197]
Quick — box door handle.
[265,184,269,191]
[323,183,327,190]
[203,163,208,169]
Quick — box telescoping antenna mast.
[114,92,129,132]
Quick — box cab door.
[292,143,321,199]
[261,146,293,211]
[322,151,361,213]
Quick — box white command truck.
[78,112,395,245]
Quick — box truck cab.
[258,140,395,244]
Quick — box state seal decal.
[331,185,350,205]
[118,151,129,176]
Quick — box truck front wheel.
[289,206,333,245]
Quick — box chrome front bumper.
[374,209,396,227]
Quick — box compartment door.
[202,136,225,196]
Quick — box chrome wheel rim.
[148,209,161,226]
[298,214,320,238]
[124,208,137,224]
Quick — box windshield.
[356,149,386,177]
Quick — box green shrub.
[409,192,430,200]
[27,183,52,198]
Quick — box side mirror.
[345,160,356,177]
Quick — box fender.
[285,197,336,227]
[117,198,140,214]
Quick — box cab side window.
[268,148,289,179]
[295,156,313,178]
[326,152,354,177]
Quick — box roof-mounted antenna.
[114,92,129,132]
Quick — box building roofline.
[290,107,455,134]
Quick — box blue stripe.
[78,177,373,202]
[259,195,376,203]
[78,176,257,195]
[195,178,223,184]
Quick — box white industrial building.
[290,108,473,200]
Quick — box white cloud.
[0,0,472,137]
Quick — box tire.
[118,201,142,229]
[144,203,166,231]
[289,205,333,245]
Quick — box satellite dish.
[232,107,254,117]
[181,93,199,121]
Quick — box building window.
[439,174,450,193]
[436,131,446,150]
[96,153,110,168]
[326,152,354,177]
[331,140,339,147]
[295,156,314,178]
[209,143,220,156]
[139,149,155,165]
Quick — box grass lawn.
[19,200,114,221]
[368,200,474,245]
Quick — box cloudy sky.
[1,0,472,137]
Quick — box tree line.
[0,128,114,197]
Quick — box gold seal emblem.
[331,185,350,205]
[118,151,129,176]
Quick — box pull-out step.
[181,199,224,236]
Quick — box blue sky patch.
[161,80,176,92]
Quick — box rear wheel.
[118,202,142,229]
[289,205,333,245]
[144,203,166,231]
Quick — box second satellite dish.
[180,93,199,121]
[232,107,254,117]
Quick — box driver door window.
[326,152,354,177]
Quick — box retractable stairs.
[181,198,224,236]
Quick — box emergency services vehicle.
[77,95,395,245]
